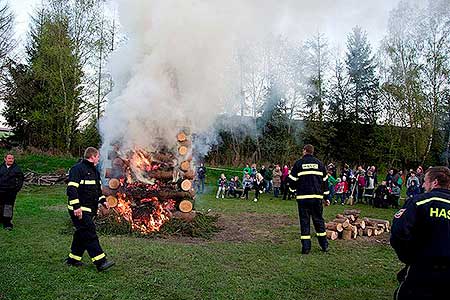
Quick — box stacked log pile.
[100,130,196,233]
[325,209,391,240]
[24,171,68,185]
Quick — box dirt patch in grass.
[212,212,296,243]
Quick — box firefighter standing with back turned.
[65,147,115,271]
[391,166,450,299]
[288,144,329,254]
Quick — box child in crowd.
[406,180,421,200]
[253,173,265,202]
[233,176,243,198]
[374,181,389,208]
[216,174,227,199]
[226,176,236,198]
[241,173,253,200]
[334,178,346,205]
[389,183,401,208]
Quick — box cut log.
[332,218,350,228]
[180,161,191,172]
[183,169,195,180]
[353,219,366,229]
[172,210,196,221]
[158,190,194,201]
[325,222,344,232]
[344,214,356,222]
[147,170,175,180]
[326,230,338,240]
[152,152,176,163]
[363,227,373,237]
[106,196,118,208]
[108,178,120,189]
[178,146,188,156]
[351,225,358,238]
[342,229,352,240]
[336,214,345,219]
[179,200,193,212]
[180,179,192,191]
[177,132,187,142]
[343,209,361,217]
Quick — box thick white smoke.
[100,0,400,158]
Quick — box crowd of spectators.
[198,162,428,207]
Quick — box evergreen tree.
[346,26,380,124]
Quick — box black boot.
[65,258,84,267]
[96,259,115,272]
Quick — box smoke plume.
[100,0,400,159]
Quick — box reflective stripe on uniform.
[416,197,450,206]
[289,174,298,181]
[296,194,324,200]
[323,175,328,181]
[289,188,296,193]
[69,253,82,261]
[91,253,106,262]
[316,232,326,237]
[67,205,92,212]
[323,191,330,195]
[68,181,79,188]
[298,171,323,177]
[99,195,106,201]
[300,235,311,240]
[69,199,80,205]
[80,180,97,185]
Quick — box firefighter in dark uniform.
[65,147,115,271]
[391,166,450,299]
[288,144,329,254]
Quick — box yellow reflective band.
[67,205,92,212]
[69,253,82,261]
[316,232,326,237]
[69,199,80,205]
[80,180,97,185]
[68,181,79,188]
[323,191,330,195]
[289,174,298,181]
[416,197,450,206]
[296,194,324,200]
[92,253,106,262]
[289,188,296,193]
[300,235,311,240]
[298,171,323,177]
[323,175,329,181]
[99,195,106,201]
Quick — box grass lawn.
[0,184,403,300]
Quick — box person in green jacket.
[327,168,337,203]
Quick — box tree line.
[0,0,449,172]
[207,0,450,171]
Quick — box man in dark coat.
[391,166,450,299]
[0,153,24,230]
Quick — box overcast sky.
[10,0,401,50]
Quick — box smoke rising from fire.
[100,0,400,159]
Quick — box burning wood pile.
[100,130,196,234]
[325,209,391,240]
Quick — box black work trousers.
[297,199,328,252]
[69,211,106,265]
[395,264,450,300]
[0,190,17,228]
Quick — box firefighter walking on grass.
[391,166,450,299]
[65,147,114,272]
[288,144,329,254]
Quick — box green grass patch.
[0,185,402,300]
